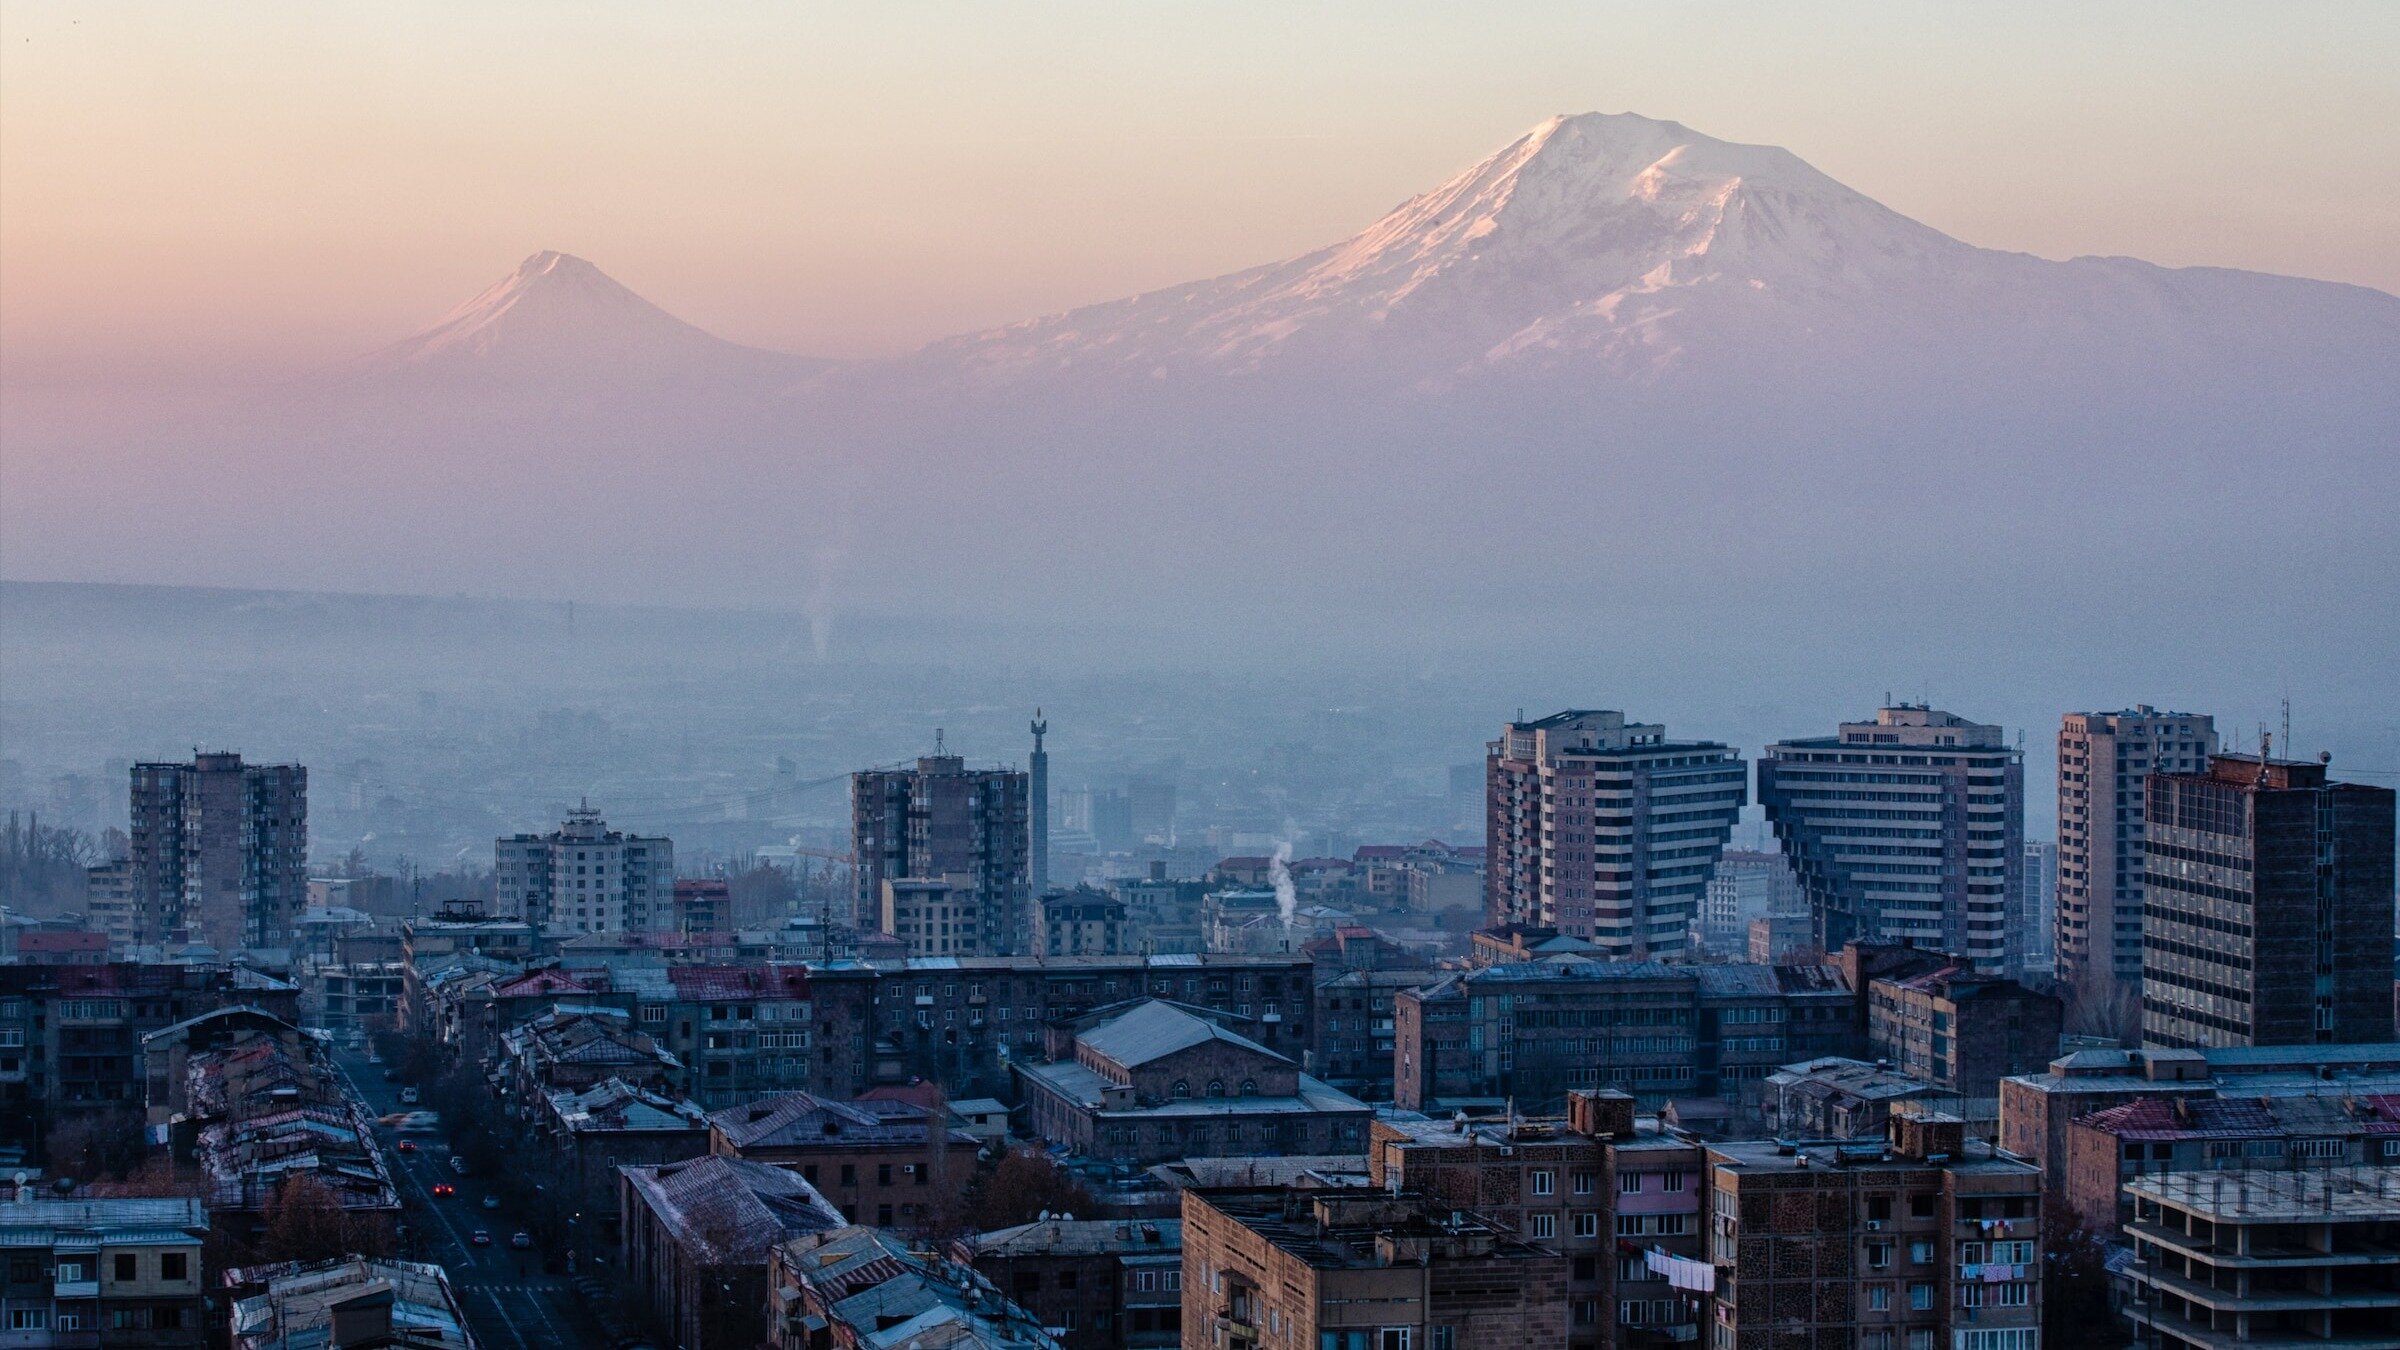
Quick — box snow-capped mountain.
[344,250,816,389]
[915,112,2397,388]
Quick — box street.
[336,1047,622,1350]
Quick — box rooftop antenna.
[2280,693,2291,760]
[935,727,945,756]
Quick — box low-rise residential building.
[2120,1167,2400,1349]
[1309,968,1433,1104]
[619,1154,845,1350]
[498,1005,684,1100]
[227,1256,477,1350]
[1015,1001,1370,1167]
[1393,957,1858,1112]
[1039,888,1129,957]
[1998,1042,2400,1183]
[1866,960,2063,1098]
[529,1077,710,1263]
[300,960,404,1038]
[1368,1089,1705,1350]
[1705,1114,2044,1350]
[0,961,301,1159]
[706,1090,976,1230]
[0,1195,209,1349]
[961,1218,1184,1350]
[166,1016,400,1241]
[671,878,728,935]
[770,1225,1061,1350]
[1763,1057,1959,1141]
[2064,1093,2400,1232]
[1180,1188,1569,1350]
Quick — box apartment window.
[1908,1283,1933,1311]
[1905,1332,1934,1350]
[1431,1329,1455,1350]
[1866,1241,1892,1270]
[114,1254,138,1281]
[1908,1239,1934,1265]
[1529,1214,1556,1239]
[1379,1330,1411,1350]
[1532,1170,1555,1196]
[1908,1194,1935,1219]
[1662,1171,1687,1192]
[1865,1196,1892,1223]
[1575,1212,1600,1239]
[1619,1172,1643,1193]
[160,1252,187,1281]
[9,1310,48,1331]
[1867,1285,1890,1311]
[1572,1171,1596,1196]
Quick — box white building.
[494,805,673,935]
[1694,849,1802,956]
[2053,707,2217,995]
[1758,706,2025,974]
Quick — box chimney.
[1888,1112,1965,1164]
[1568,1089,1636,1140]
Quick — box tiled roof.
[666,964,813,1001]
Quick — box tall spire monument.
[1029,710,1050,895]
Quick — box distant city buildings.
[1484,710,1747,957]
[1758,705,2026,974]
[2054,707,2217,1001]
[2020,839,2056,978]
[852,750,1031,954]
[494,804,673,935]
[1695,848,1801,956]
[2139,751,2395,1050]
[128,751,308,951]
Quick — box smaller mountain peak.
[514,250,604,282]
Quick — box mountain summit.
[918,111,2395,387]
[346,250,813,389]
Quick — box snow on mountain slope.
[915,112,2397,387]
[343,251,816,388]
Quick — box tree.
[727,863,799,930]
[260,1174,395,1264]
[2043,1205,2123,1349]
[963,1147,1096,1232]
[2064,964,2140,1044]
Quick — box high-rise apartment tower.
[2140,750,2394,1050]
[127,752,308,951]
[494,805,674,935]
[1758,705,2025,972]
[2054,707,2218,997]
[1484,710,1747,957]
[852,747,1032,955]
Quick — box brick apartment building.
[1180,1188,1569,1350]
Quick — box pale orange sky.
[4,1,2395,380]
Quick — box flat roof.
[2128,1168,2400,1223]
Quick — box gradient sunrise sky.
[4,1,2395,380]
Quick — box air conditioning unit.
[1866,1220,1883,1230]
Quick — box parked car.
[510,1231,532,1250]
[398,1087,420,1104]
[432,1183,455,1198]
[396,1140,417,1153]
[470,1230,492,1247]
[481,1195,501,1210]
[449,1155,469,1175]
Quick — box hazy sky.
[5,1,2395,377]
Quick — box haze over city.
[0,8,2396,1350]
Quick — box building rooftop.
[228,1257,473,1350]
[707,1091,972,1151]
[545,1078,708,1135]
[2128,1167,2400,1223]
[621,1154,844,1262]
[1017,1060,1366,1120]
[1079,1000,1288,1070]
[972,1217,1182,1257]
[1192,1189,1556,1270]
[0,1195,207,1237]
[1708,1136,2038,1180]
